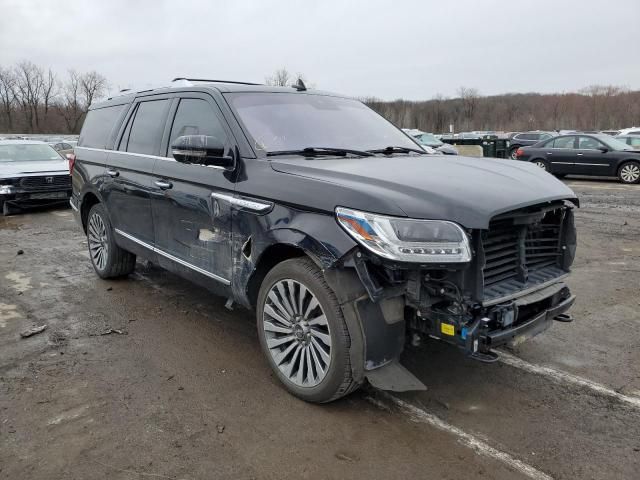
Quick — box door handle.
[154,180,173,190]
[106,169,119,177]
[577,153,583,156]
[546,152,553,155]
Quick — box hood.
[269,155,577,229]
[0,159,69,178]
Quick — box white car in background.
[0,140,71,215]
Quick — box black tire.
[618,161,640,184]
[2,201,20,216]
[509,146,520,160]
[256,257,360,403]
[86,203,136,279]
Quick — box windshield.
[227,92,418,153]
[0,143,62,162]
[601,136,633,151]
[416,133,443,146]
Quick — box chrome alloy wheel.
[534,160,547,170]
[262,279,331,388]
[620,163,640,183]
[88,212,109,271]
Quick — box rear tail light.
[66,153,76,174]
[515,148,524,159]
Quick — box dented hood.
[269,155,577,229]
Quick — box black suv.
[509,131,557,159]
[71,79,578,403]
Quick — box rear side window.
[123,100,169,155]
[78,105,125,149]
[167,99,228,154]
[552,137,576,149]
[629,137,640,147]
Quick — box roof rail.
[171,77,261,86]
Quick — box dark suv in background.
[508,131,556,159]
[71,78,577,403]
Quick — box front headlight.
[0,185,15,195]
[336,207,471,263]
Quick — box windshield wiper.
[267,147,373,158]
[367,146,427,155]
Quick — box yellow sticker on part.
[441,323,455,336]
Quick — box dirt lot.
[1,178,639,480]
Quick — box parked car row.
[515,134,640,184]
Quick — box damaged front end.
[328,200,577,387]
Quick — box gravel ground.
[1,177,639,479]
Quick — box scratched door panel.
[151,159,235,281]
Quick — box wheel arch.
[80,191,102,233]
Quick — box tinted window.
[79,105,125,149]
[124,100,168,155]
[552,137,576,149]
[167,99,227,154]
[578,136,604,150]
[540,133,552,140]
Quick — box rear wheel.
[256,258,360,403]
[87,203,136,278]
[509,147,520,160]
[618,161,640,184]
[533,159,548,171]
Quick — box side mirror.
[171,135,235,170]
[598,146,609,153]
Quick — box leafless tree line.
[0,61,108,134]
[364,85,640,134]
[2,63,638,135]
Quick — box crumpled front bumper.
[482,294,575,349]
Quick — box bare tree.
[457,87,480,130]
[42,68,57,125]
[80,71,108,109]
[0,66,17,130]
[14,61,47,132]
[265,67,292,87]
[60,70,108,133]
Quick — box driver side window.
[578,136,604,150]
[167,99,228,156]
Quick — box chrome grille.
[19,175,71,189]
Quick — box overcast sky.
[1,0,638,100]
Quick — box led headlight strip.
[336,207,471,263]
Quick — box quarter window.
[79,105,126,149]
[124,100,169,155]
[167,99,227,154]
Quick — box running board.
[365,361,427,392]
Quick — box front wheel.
[87,203,136,278]
[509,147,520,160]
[618,161,640,184]
[256,258,360,403]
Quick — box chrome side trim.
[211,192,273,214]
[551,162,574,165]
[76,146,169,161]
[76,146,227,169]
[114,228,231,285]
[69,198,79,212]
